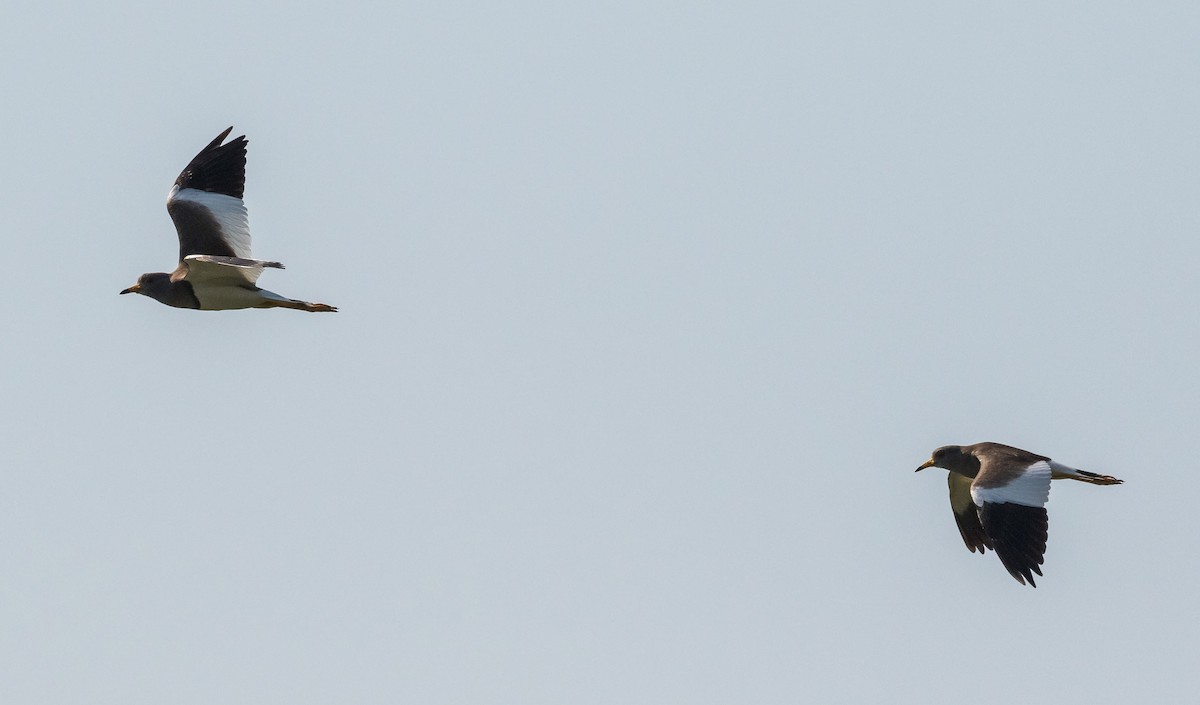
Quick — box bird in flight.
[916,442,1122,586]
[121,127,336,312]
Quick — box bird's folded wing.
[172,255,282,285]
[166,128,253,261]
[948,473,991,554]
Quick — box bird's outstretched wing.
[166,127,253,262]
[972,459,1052,586]
[171,254,282,286]
[948,473,992,554]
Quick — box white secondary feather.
[168,185,253,258]
[971,460,1052,508]
[179,255,273,285]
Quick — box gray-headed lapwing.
[916,442,1122,587]
[121,127,336,312]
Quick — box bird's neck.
[948,455,981,479]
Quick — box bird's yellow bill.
[120,283,141,295]
[915,458,936,472]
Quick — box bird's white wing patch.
[177,254,279,285]
[971,460,1052,508]
[168,185,253,258]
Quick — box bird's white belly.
[192,283,272,310]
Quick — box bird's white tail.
[1049,461,1123,485]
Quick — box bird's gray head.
[916,445,968,473]
[120,272,172,301]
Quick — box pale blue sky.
[1,1,1196,702]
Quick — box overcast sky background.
[0,1,1196,702]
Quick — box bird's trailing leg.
[258,298,338,313]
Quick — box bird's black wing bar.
[173,127,248,199]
